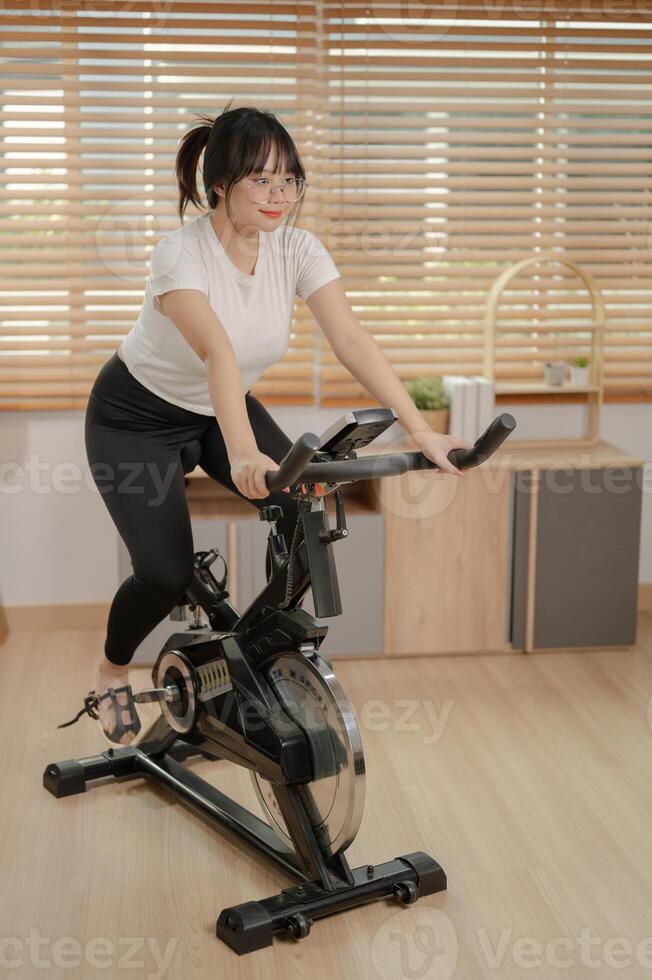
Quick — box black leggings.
[84,352,299,666]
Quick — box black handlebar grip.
[446,412,516,470]
[265,432,321,493]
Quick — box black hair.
[175,101,307,241]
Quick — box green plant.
[572,356,589,367]
[404,376,450,411]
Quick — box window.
[1,0,650,409]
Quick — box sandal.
[58,684,176,744]
[58,684,142,744]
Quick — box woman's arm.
[305,279,473,476]
[158,289,287,498]
[158,290,257,458]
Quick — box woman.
[73,103,471,746]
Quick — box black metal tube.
[266,432,321,491]
[266,413,516,492]
[134,751,307,881]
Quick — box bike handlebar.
[265,413,516,492]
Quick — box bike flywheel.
[251,651,366,858]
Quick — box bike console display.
[316,407,399,459]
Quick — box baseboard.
[2,586,652,637]
[3,602,110,632]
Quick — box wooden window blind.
[1,1,651,410]
[320,0,652,404]
[0,0,322,409]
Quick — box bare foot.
[92,657,139,745]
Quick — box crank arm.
[132,685,180,705]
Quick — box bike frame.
[185,489,343,645]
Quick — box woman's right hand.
[230,450,289,499]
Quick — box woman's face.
[215,149,294,234]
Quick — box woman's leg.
[85,400,198,667]
[84,391,204,743]
[198,391,301,575]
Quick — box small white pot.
[544,361,566,385]
[570,365,590,386]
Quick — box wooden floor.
[2,615,652,979]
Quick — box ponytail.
[175,112,214,222]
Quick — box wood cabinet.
[376,460,513,655]
[374,439,643,656]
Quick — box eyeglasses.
[245,176,308,205]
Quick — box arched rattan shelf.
[484,255,605,448]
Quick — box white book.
[460,376,477,443]
[442,375,465,439]
[471,375,495,441]
[445,376,477,442]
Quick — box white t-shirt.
[120,212,341,415]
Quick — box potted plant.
[403,376,450,433]
[570,355,590,386]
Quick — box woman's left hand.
[409,429,474,477]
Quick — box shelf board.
[495,382,600,395]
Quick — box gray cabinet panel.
[534,467,641,648]
[510,467,642,650]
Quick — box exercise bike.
[44,408,516,955]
